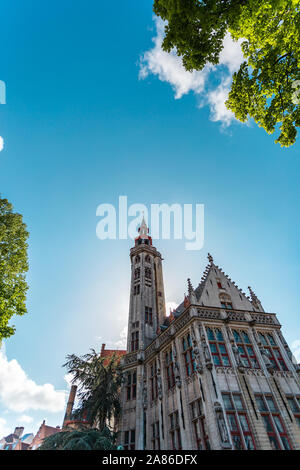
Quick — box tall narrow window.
[258,333,288,371]
[232,330,260,369]
[169,411,182,450]
[222,393,256,450]
[145,306,153,325]
[190,399,210,450]
[286,396,300,429]
[145,267,152,279]
[151,421,160,450]
[126,371,137,400]
[131,331,139,352]
[124,429,135,450]
[134,267,140,280]
[133,284,140,295]
[206,327,231,367]
[255,394,292,450]
[182,333,196,376]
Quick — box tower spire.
[135,215,152,246]
[248,286,264,312]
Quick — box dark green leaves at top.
[153,0,300,147]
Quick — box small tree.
[63,349,123,430]
[39,349,123,450]
[39,426,118,450]
[0,197,29,342]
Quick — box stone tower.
[127,216,166,353]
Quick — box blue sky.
[0,0,300,437]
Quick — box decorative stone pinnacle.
[187,278,194,296]
[207,253,214,264]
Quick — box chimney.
[62,385,77,427]
[14,427,24,438]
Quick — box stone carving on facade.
[156,357,163,400]
[172,342,182,389]
[190,324,203,374]
[142,377,148,410]
[199,324,213,370]
[214,401,231,448]
[260,347,274,372]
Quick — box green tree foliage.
[0,198,29,341]
[63,350,123,431]
[153,0,300,146]
[39,426,117,450]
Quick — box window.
[221,302,233,309]
[258,333,288,371]
[145,267,152,279]
[131,331,139,352]
[145,255,151,263]
[206,327,231,367]
[151,421,160,450]
[232,330,260,369]
[145,306,153,325]
[190,399,210,450]
[286,396,300,429]
[135,255,140,264]
[217,281,223,289]
[222,393,256,450]
[150,362,158,401]
[124,429,135,450]
[134,267,140,280]
[133,284,140,295]
[255,394,292,450]
[219,293,233,309]
[126,371,137,401]
[165,349,175,389]
[170,411,182,450]
[182,333,196,376]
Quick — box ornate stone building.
[118,218,300,450]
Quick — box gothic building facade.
[118,218,300,450]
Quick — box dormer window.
[219,293,233,310]
[221,302,233,309]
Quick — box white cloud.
[0,136,3,151]
[0,349,66,414]
[291,340,300,363]
[139,17,245,127]
[139,17,211,100]
[17,414,34,424]
[0,417,10,439]
[207,76,234,126]
[166,301,178,315]
[102,325,128,350]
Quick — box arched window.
[206,327,231,367]
[219,293,233,310]
[135,255,140,264]
[145,254,151,263]
[134,267,140,280]
[145,267,152,280]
